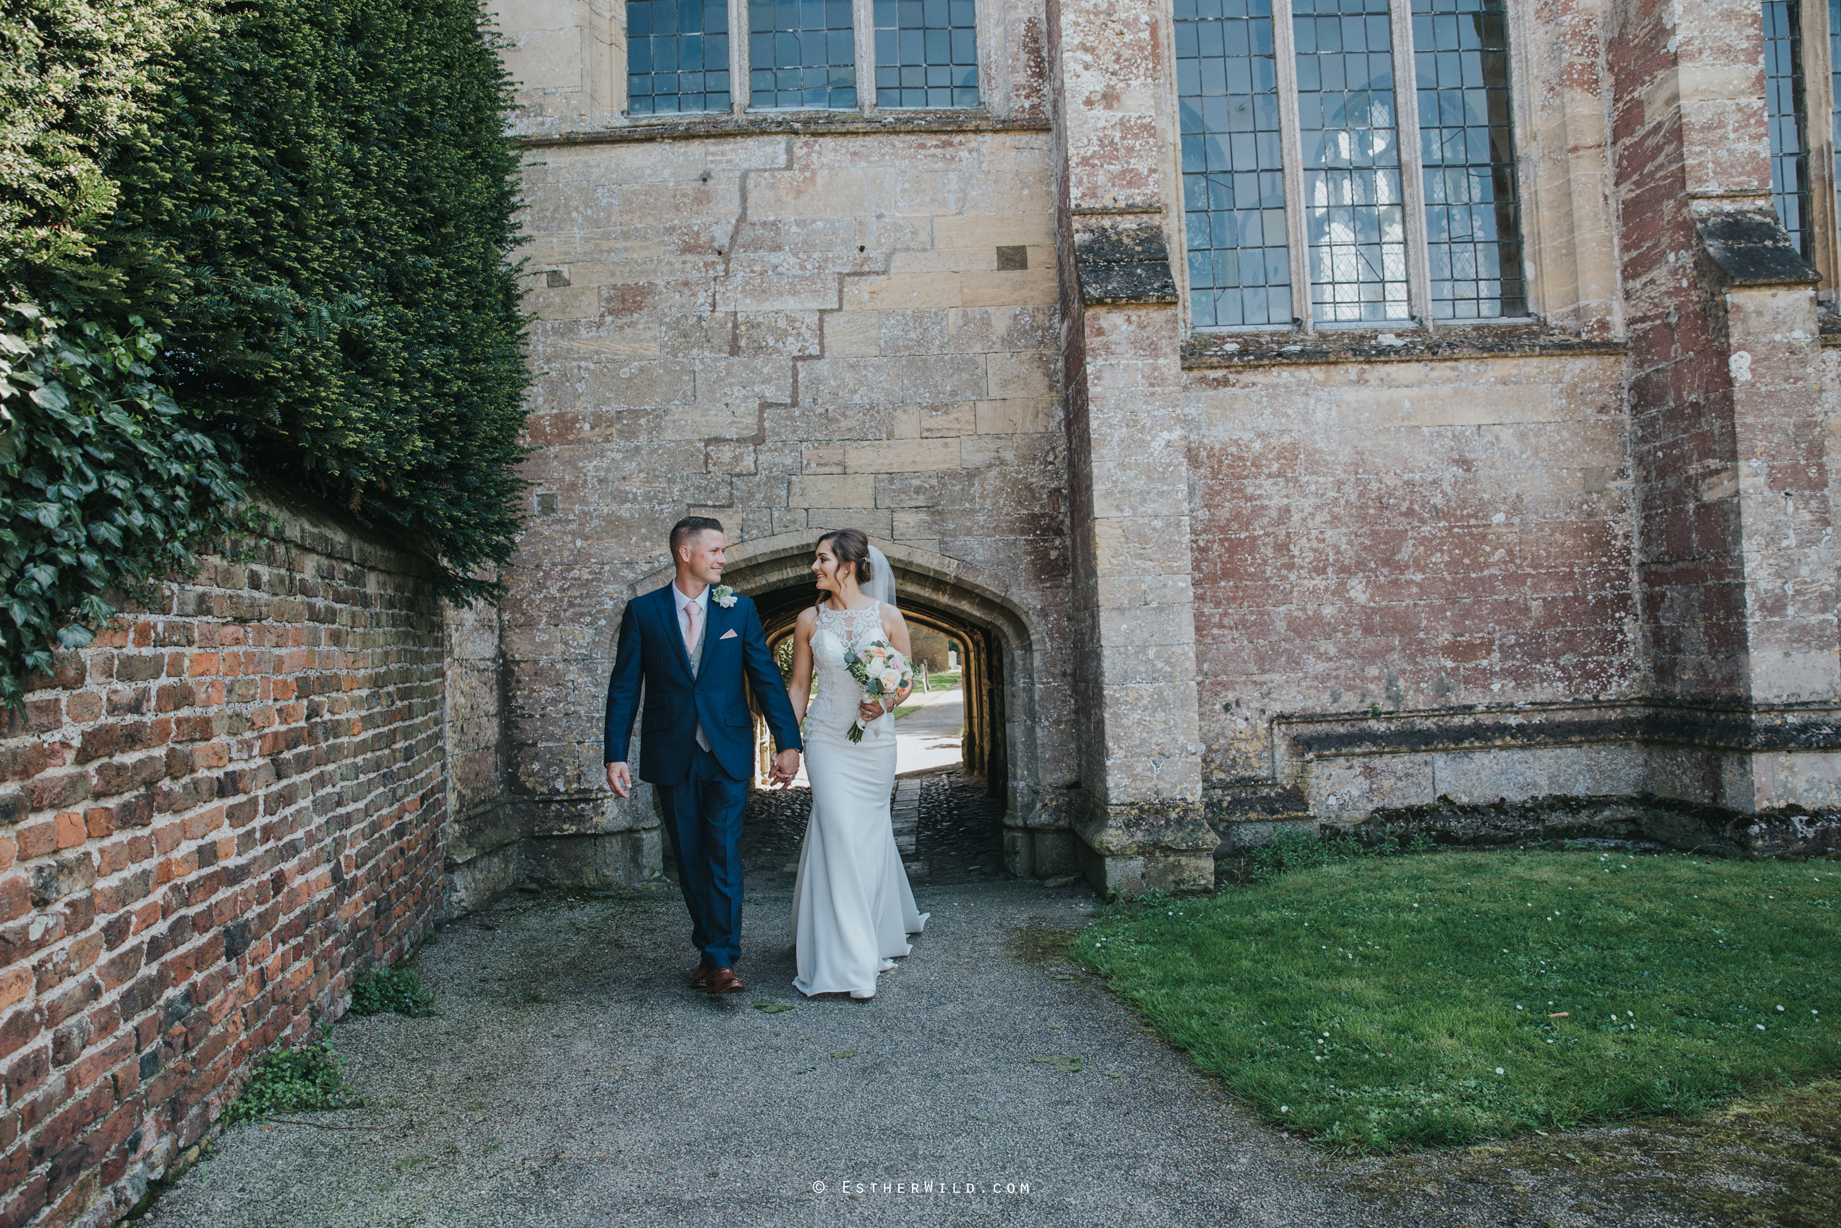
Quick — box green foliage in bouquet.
[841,638,913,743]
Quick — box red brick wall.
[0,498,447,1228]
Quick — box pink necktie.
[683,600,699,654]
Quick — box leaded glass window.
[628,0,732,114]
[1414,0,1524,317]
[1764,1,1812,256]
[1176,0,1291,328]
[750,0,857,109]
[1178,0,1527,330]
[875,0,980,108]
[1295,0,1408,322]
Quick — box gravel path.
[134,879,1388,1228]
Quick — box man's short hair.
[671,516,724,558]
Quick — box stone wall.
[0,496,447,1228]
[491,120,1078,884]
[1187,352,1640,821]
[483,0,1841,891]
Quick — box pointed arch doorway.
[633,533,1052,876]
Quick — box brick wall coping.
[245,482,439,580]
[516,111,1053,149]
[1182,326,1629,370]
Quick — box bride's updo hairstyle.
[816,528,874,594]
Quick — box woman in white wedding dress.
[784,528,929,998]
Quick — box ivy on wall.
[0,305,246,707]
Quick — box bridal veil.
[864,544,897,608]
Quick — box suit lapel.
[654,585,695,681]
[698,594,732,687]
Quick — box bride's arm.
[786,608,816,721]
[881,604,915,712]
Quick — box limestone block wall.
[1187,357,1637,715]
[0,498,446,1228]
[441,596,512,917]
[499,125,1076,880]
[1187,354,1639,814]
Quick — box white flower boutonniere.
[711,584,738,608]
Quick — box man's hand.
[770,749,800,787]
[606,761,632,798]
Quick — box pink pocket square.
[720,629,738,639]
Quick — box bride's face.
[811,544,851,595]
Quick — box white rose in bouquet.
[879,668,902,691]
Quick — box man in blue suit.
[604,517,804,994]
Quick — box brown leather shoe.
[706,966,745,994]
[690,965,710,989]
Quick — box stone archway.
[630,534,1071,877]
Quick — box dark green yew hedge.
[1,0,532,703]
[101,0,533,599]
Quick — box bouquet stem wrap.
[842,638,913,743]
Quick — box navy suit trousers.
[656,745,747,969]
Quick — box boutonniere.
[711,585,737,608]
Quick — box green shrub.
[2,0,532,698]
[0,304,246,706]
[348,964,434,1017]
[99,0,533,599]
[223,1035,354,1124]
[0,0,204,306]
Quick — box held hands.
[614,755,801,792]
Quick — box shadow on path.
[135,880,1381,1227]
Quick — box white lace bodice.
[807,601,889,740]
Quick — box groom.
[604,517,803,994]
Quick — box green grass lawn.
[1071,848,1840,1152]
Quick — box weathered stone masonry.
[15,0,1841,1222]
[482,0,1841,896]
[0,498,447,1228]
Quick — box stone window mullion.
[1272,0,1314,329]
[855,0,878,113]
[1807,0,1839,293]
[730,0,748,113]
[1390,0,1436,325]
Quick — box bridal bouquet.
[841,638,913,743]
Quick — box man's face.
[679,529,726,586]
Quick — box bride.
[783,528,929,999]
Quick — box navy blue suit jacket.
[603,583,803,785]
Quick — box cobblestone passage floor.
[737,769,1005,887]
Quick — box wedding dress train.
[792,600,928,997]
